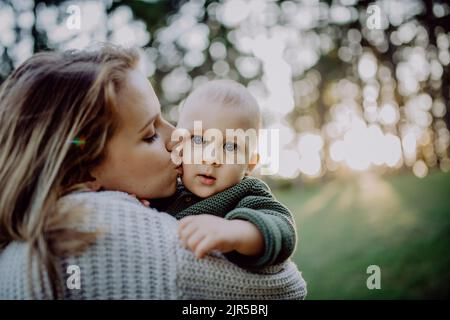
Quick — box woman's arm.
[175,248,307,300]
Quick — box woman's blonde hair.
[0,45,139,298]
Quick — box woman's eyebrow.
[138,114,157,133]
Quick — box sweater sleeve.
[223,185,298,269]
[175,249,307,300]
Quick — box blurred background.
[0,0,449,299]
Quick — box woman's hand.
[178,214,264,259]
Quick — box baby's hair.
[183,79,261,130]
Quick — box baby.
[153,80,297,269]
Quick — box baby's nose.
[202,147,221,167]
[203,158,221,167]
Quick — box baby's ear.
[245,152,260,175]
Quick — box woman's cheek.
[146,147,167,174]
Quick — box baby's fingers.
[179,216,195,229]
[194,237,216,259]
[178,222,198,242]
[129,194,150,207]
[186,231,206,253]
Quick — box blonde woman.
[0,45,307,299]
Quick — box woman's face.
[91,68,179,199]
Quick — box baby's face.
[177,100,258,198]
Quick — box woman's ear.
[85,169,102,191]
[85,179,102,191]
[245,153,260,175]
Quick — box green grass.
[272,170,450,299]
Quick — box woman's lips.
[197,174,216,186]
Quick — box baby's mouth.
[197,174,216,186]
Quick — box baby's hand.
[129,193,150,207]
[178,215,239,259]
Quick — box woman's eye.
[224,142,237,152]
[192,135,203,145]
[144,133,158,143]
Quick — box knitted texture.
[152,177,297,268]
[0,190,307,299]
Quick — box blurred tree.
[146,0,450,179]
[0,0,179,82]
[0,0,449,179]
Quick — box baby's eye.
[191,135,204,145]
[224,142,237,152]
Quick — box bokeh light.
[0,0,449,181]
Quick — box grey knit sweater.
[0,190,307,299]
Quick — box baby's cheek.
[180,166,195,186]
[223,164,247,179]
[182,163,196,177]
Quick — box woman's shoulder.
[58,190,181,299]
[58,190,181,258]
[60,189,156,211]
[59,190,178,227]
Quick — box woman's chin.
[148,178,177,199]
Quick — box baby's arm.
[220,180,298,269]
[176,178,296,268]
[223,196,297,268]
[178,214,264,259]
[230,219,265,256]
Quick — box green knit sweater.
[152,177,297,269]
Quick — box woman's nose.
[166,139,177,153]
[162,120,177,152]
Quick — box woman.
[0,45,306,299]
